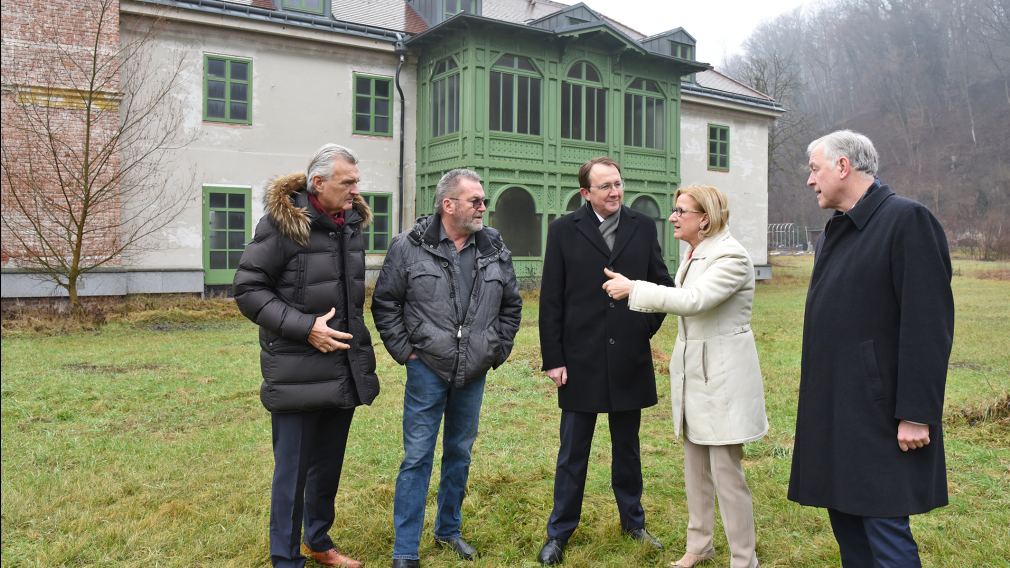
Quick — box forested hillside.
[725,0,1009,258]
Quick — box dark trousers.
[270,408,355,568]
[546,409,645,540]
[828,509,921,568]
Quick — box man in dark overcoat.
[536,156,674,565]
[789,130,954,567]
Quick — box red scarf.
[308,193,346,227]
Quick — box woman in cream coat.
[603,185,767,568]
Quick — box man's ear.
[579,187,590,199]
[837,156,852,179]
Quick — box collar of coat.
[264,172,372,247]
[687,229,732,260]
[835,180,893,231]
[407,213,508,259]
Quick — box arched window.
[631,195,665,253]
[624,78,665,150]
[562,61,606,143]
[566,193,582,212]
[491,187,541,257]
[431,57,460,137]
[490,55,541,135]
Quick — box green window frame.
[624,78,665,150]
[361,193,392,252]
[353,74,393,136]
[443,0,474,18]
[562,61,606,143]
[203,186,252,285]
[671,42,695,60]
[431,57,460,138]
[281,0,325,15]
[490,55,542,136]
[204,55,251,125]
[708,124,730,171]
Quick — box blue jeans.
[392,359,486,560]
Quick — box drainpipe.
[394,34,408,232]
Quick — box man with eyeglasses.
[373,168,522,568]
[536,156,674,565]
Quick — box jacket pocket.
[407,262,443,301]
[859,340,887,401]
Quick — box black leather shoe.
[391,559,420,568]
[624,527,663,550]
[434,536,477,561]
[537,537,566,565]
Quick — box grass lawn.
[2,256,1008,567]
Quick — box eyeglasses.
[448,197,490,208]
[590,181,623,192]
[671,207,704,217]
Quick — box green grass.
[2,256,1008,567]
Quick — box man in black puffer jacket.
[372,169,522,567]
[234,144,378,568]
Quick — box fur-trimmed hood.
[264,172,372,246]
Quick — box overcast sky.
[556,0,818,66]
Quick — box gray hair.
[807,130,879,176]
[306,143,358,195]
[434,168,482,213]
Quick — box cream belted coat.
[628,230,768,445]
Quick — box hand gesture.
[602,267,633,301]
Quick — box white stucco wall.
[119,8,417,280]
[680,97,773,267]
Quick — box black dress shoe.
[624,527,664,550]
[391,559,420,568]
[434,535,477,561]
[537,537,566,565]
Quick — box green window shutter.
[362,193,392,252]
[707,124,730,171]
[282,0,325,15]
[204,55,252,125]
[353,74,393,136]
[203,186,252,285]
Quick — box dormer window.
[671,41,694,60]
[443,0,476,18]
[281,0,326,16]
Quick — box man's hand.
[897,420,930,452]
[307,307,353,353]
[546,366,568,388]
[602,267,633,301]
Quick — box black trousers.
[270,408,355,568]
[828,509,921,568]
[546,409,645,540]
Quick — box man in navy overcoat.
[788,130,955,567]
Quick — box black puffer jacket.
[371,214,522,387]
[234,172,379,412]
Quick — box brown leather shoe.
[301,544,364,568]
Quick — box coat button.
[328,232,336,238]
[441,261,448,267]
[609,301,615,308]
[609,338,615,345]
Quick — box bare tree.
[1,0,192,311]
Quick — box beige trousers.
[683,437,759,568]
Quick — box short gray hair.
[807,130,878,176]
[306,144,358,195]
[434,168,482,213]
